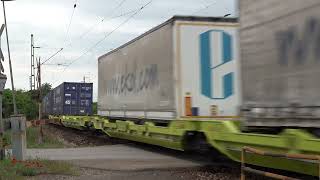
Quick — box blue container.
[42,82,93,116]
[42,91,53,115]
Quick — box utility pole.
[0,24,6,160]
[30,34,35,90]
[36,57,43,144]
[37,57,42,120]
[1,0,27,161]
[0,75,6,160]
[30,34,40,91]
[83,73,91,83]
[2,0,17,115]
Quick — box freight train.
[46,3,320,177]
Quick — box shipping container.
[42,91,53,115]
[240,0,320,127]
[98,16,240,120]
[42,82,93,116]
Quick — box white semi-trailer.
[240,0,320,128]
[98,16,240,120]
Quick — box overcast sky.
[0,0,237,100]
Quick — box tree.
[41,83,52,98]
[3,89,37,120]
[30,83,52,102]
[3,89,13,119]
[2,83,52,120]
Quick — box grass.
[0,126,77,179]
[4,126,64,149]
[0,159,33,180]
[40,160,78,175]
[0,159,77,180]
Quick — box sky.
[0,0,237,101]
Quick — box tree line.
[3,83,52,120]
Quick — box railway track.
[43,123,318,180]
[44,123,127,147]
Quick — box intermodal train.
[45,1,320,177]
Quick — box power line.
[43,63,68,67]
[66,0,128,48]
[64,0,78,45]
[42,1,78,67]
[64,0,127,49]
[192,1,216,15]
[52,0,153,86]
[65,7,140,49]
[111,0,127,16]
[42,2,137,65]
[65,0,152,69]
[42,48,63,65]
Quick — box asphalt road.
[27,144,204,171]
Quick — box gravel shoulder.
[28,166,241,180]
[42,124,126,147]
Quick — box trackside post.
[10,115,27,161]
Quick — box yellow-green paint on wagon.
[49,115,320,177]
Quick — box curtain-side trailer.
[98,16,240,120]
[240,0,320,128]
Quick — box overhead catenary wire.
[42,1,136,65]
[65,0,128,48]
[51,0,153,86]
[192,1,216,15]
[65,7,141,49]
[64,0,127,47]
[110,0,128,16]
[41,48,63,65]
[40,1,78,66]
[65,0,153,69]
[43,63,68,67]
[64,0,78,45]
[42,9,139,66]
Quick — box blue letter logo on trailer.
[199,30,234,99]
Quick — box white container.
[98,16,240,120]
[240,0,320,127]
